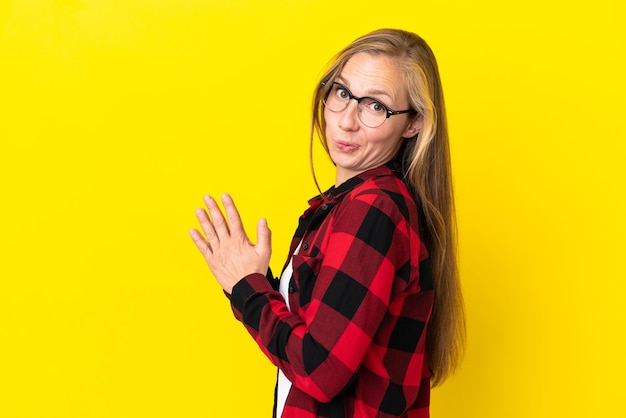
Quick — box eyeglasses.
[323,82,414,128]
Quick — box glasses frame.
[323,82,415,127]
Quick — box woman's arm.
[229,189,422,402]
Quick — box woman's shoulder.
[345,172,417,222]
[350,169,413,202]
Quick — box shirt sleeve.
[229,189,417,403]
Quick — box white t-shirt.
[276,242,301,418]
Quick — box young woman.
[190,28,465,418]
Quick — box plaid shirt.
[230,162,434,417]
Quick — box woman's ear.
[402,114,422,139]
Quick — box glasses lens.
[358,98,387,128]
[323,82,388,128]
[325,83,350,112]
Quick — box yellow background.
[1,0,624,417]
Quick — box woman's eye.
[368,100,385,113]
[337,88,349,99]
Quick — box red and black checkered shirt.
[230,162,434,417]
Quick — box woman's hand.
[189,194,271,294]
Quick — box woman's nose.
[337,100,360,131]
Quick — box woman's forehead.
[338,53,406,103]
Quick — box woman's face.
[324,52,421,186]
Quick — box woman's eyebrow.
[335,76,348,86]
[366,88,391,98]
[336,77,392,99]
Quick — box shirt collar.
[305,159,403,213]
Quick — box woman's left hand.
[189,194,272,294]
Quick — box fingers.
[195,206,219,245]
[189,228,211,254]
[190,195,272,286]
[203,195,231,239]
[192,193,253,249]
[256,218,272,258]
[202,193,246,238]
[219,194,245,237]
[193,194,246,245]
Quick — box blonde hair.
[310,28,465,387]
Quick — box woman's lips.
[335,141,359,152]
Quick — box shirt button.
[302,243,309,250]
[288,284,296,293]
[321,204,329,210]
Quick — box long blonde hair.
[310,29,465,387]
